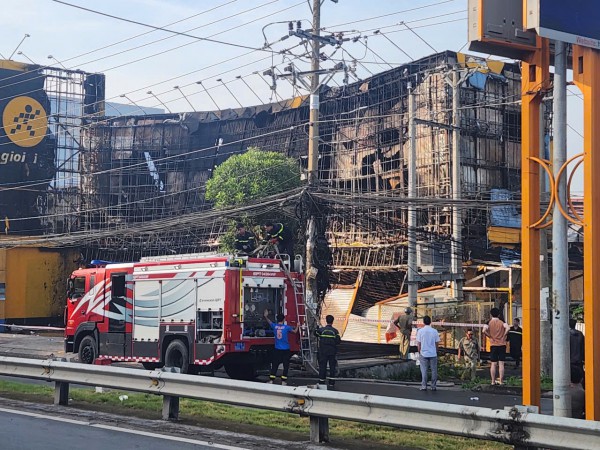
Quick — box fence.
[0,356,598,448]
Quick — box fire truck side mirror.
[66,279,74,298]
[293,256,304,273]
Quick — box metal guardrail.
[0,356,599,449]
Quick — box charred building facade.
[0,60,105,235]
[2,52,523,306]
[75,52,521,266]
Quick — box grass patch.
[460,376,553,390]
[502,375,553,390]
[0,379,508,450]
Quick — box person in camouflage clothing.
[457,329,480,381]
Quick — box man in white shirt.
[416,315,440,391]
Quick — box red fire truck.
[64,253,306,380]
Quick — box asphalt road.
[0,407,246,450]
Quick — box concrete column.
[54,381,69,406]
[162,395,180,420]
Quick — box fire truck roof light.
[89,259,114,267]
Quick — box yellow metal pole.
[572,44,600,421]
[509,289,513,325]
[521,37,549,408]
[509,267,513,324]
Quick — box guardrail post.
[54,381,69,406]
[309,384,329,443]
[162,395,179,420]
[309,415,329,443]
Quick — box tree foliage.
[205,147,301,209]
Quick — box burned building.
[74,52,521,270]
[0,60,105,235]
[2,52,523,308]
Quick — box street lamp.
[47,55,67,69]
[216,78,243,109]
[146,90,172,113]
[236,75,264,105]
[195,80,221,111]
[16,51,36,65]
[399,21,437,53]
[173,85,196,112]
[119,94,146,116]
[373,29,412,60]
[9,33,30,60]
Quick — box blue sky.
[0,0,584,191]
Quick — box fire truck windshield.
[242,287,282,337]
[68,276,86,299]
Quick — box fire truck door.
[104,273,127,356]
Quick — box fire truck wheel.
[78,335,97,364]
[164,339,189,374]
[224,363,257,381]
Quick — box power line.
[51,0,277,52]
[0,74,524,153]
[0,118,307,191]
[399,20,438,53]
[0,10,467,120]
[0,40,308,148]
[1,1,241,84]
[1,1,304,102]
[320,0,458,30]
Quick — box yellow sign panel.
[2,96,48,148]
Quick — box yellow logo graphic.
[2,96,48,148]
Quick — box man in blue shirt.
[416,315,440,391]
[264,309,298,385]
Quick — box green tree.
[205,147,301,209]
[205,147,302,252]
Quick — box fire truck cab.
[64,253,304,380]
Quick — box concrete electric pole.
[540,99,552,377]
[407,85,417,308]
[551,40,571,418]
[304,0,321,315]
[451,69,464,302]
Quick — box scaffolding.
[1,52,524,309]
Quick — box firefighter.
[315,314,341,388]
[233,223,256,254]
[264,221,293,257]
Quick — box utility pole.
[551,40,571,418]
[540,99,552,377]
[307,0,320,187]
[451,69,464,301]
[407,85,417,308]
[305,0,321,314]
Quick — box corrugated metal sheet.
[320,287,355,333]
[342,314,381,343]
[488,226,521,245]
[4,247,79,320]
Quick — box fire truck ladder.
[276,250,318,374]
